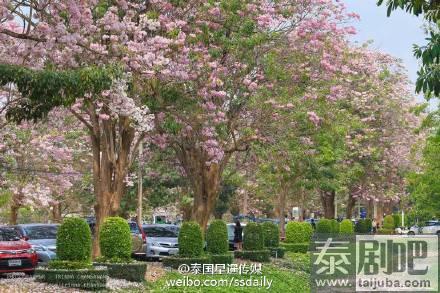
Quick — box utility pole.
[137,142,143,227]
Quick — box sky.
[343,0,429,103]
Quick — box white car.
[420,221,440,235]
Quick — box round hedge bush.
[316,219,332,233]
[355,219,369,233]
[179,221,203,257]
[339,219,354,234]
[243,222,264,251]
[206,220,228,254]
[383,215,395,230]
[302,222,314,242]
[57,217,92,262]
[392,214,401,228]
[364,218,372,233]
[99,217,132,262]
[330,219,340,234]
[262,222,279,247]
[285,222,312,243]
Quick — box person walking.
[234,220,243,251]
[372,218,378,234]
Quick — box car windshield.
[0,228,20,241]
[143,226,178,237]
[24,225,58,239]
[425,221,439,226]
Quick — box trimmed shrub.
[234,250,270,262]
[35,267,107,290]
[268,247,285,258]
[377,228,394,235]
[285,222,313,243]
[210,253,234,265]
[364,218,372,233]
[179,221,204,257]
[162,256,210,269]
[206,220,228,254]
[243,222,264,251]
[316,219,332,233]
[339,219,354,234]
[392,214,401,228]
[93,262,146,282]
[355,219,370,233]
[99,217,132,262]
[280,243,309,253]
[383,215,395,230]
[262,222,279,247]
[330,219,340,234]
[57,217,92,262]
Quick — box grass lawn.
[145,264,310,292]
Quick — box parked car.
[9,224,58,264]
[142,224,179,259]
[420,220,440,235]
[226,223,246,250]
[0,227,38,275]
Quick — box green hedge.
[262,222,279,247]
[243,222,264,251]
[57,217,92,262]
[393,214,401,228]
[47,260,91,270]
[234,250,270,262]
[210,253,234,265]
[268,247,285,258]
[365,218,372,232]
[285,222,312,243]
[93,262,146,282]
[99,217,132,262]
[339,219,354,234]
[377,228,394,235]
[280,243,309,253]
[34,267,107,290]
[316,219,332,233]
[162,256,210,269]
[206,220,228,254]
[330,219,340,234]
[383,215,395,230]
[355,219,370,233]
[179,221,204,257]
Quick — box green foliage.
[178,221,204,257]
[285,222,312,243]
[268,247,285,258]
[99,217,132,262]
[355,219,371,234]
[162,256,210,269]
[316,219,332,233]
[339,219,354,234]
[280,243,309,253]
[34,267,107,290]
[393,214,402,228]
[365,218,372,233]
[210,253,234,265]
[56,217,92,263]
[0,64,118,123]
[243,223,264,251]
[330,219,340,233]
[383,215,395,230]
[206,220,228,254]
[261,222,280,247]
[234,250,271,262]
[48,260,92,270]
[377,228,394,235]
[93,262,147,282]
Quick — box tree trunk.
[320,190,335,219]
[10,205,18,225]
[51,203,62,222]
[346,194,356,219]
[276,187,287,237]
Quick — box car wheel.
[408,231,415,236]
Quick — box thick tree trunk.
[276,187,287,237]
[10,205,18,225]
[51,203,62,222]
[346,194,356,219]
[320,190,335,219]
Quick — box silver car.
[143,224,179,259]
